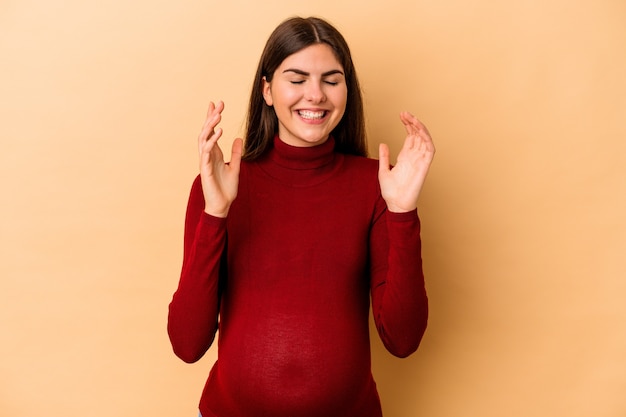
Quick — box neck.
[254,135,342,186]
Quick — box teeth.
[298,110,325,119]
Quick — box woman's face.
[262,43,347,147]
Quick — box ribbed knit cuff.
[385,208,418,222]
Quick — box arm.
[371,112,434,357]
[370,204,428,358]
[167,176,226,363]
[167,101,242,363]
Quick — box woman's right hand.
[197,101,243,217]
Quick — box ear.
[262,76,273,106]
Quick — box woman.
[168,16,435,417]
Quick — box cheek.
[332,87,348,112]
[278,88,301,105]
[264,80,300,107]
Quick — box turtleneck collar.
[269,135,335,169]
[255,135,343,187]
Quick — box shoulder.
[338,154,381,195]
[187,174,202,195]
[341,154,379,176]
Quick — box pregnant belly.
[216,312,372,416]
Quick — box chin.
[302,130,331,143]
[304,136,330,145]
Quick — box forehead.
[278,43,344,72]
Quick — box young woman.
[168,16,435,417]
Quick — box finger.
[204,108,222,133]
[401,111,432,138]
[412,136,436,166]
[228,138,244,172]
[206,127,223,148]
[402,114,435,153]
[412,116,432,139]
[378,143,391,175]
[205,100,224,118]
[200,101,224,136]
[200,128,222,158]
[198,112,224,154]
[406,133,418,151]
[399,112,420,136]
[206,101,215,116]
[401,111,422,128]
[198,119,217,149]
[200,129,224,172]
[414,126,435,153]
[201,128,223,158]
[202,102,217,134]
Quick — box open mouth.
[297,110,327,120]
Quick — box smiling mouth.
[298,110,327,120]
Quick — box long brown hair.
[243,17,367,161]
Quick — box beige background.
[1,0,625,416]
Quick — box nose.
[305,81,326,103]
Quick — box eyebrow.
[282,68,345,77]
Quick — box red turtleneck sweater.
[168,136,428,417]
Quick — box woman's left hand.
[378,112,435,213]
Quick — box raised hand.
[378,112,435,213]
[197,101,243,217]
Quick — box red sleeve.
[369,199,428,358]
[167,175,226,363]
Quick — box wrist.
[385,203,417,213]
[204,206,229,218]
